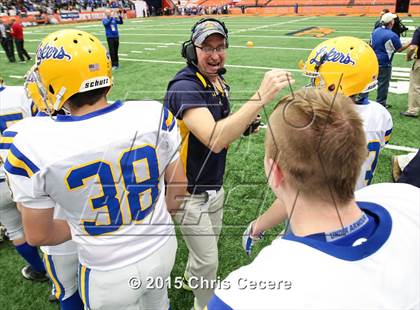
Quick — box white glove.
[242,221,264,256]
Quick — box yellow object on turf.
[246,41,254,48]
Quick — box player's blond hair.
[265,88,367,204]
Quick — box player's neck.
[66,97,109,116]
[284,194,363,237]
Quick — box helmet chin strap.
[32,68,55,117]
[54,87,66,111]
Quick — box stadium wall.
[0,9,137,26]
[230,4,420,15]
[228,0,420,15]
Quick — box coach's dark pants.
[399,150,420,188]
[2,37,15,62]
[376,65,392,107]
[106,37,119,67]
[14,39,31,61]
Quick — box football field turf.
[0,15,419,309]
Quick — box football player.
[242,37,394,257]
[303,36,393,190]
[4,29,186,310]
[0,75,48,282]
[19,72,83,310]
[207,87,419,309]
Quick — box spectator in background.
[10,17,31,63]
[400,26,420,118]
[0,19,15,63]
[102,8,123,70]
[0,19,9,60]
[374,9,390,29]
[371,12,408,108]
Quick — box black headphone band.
[190,18,229,40]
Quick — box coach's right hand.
[256,70,294,106]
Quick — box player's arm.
[117,15,123,24]
[252,198,287,236]
[183,70,294,153]
[164,158,187,215]
[20,202,71,246]
[242,199,287,255]
[383,110,393,145]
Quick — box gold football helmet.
[33,29,112,112]
[302,36,378,97]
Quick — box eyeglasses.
[196,45,227,54]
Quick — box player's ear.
[264,156,284,191]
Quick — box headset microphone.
[217,68,227,75]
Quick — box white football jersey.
[3,114,78,256]
[355,101,392,190]
[40,203,78,256]
[4,101,180,271]
[207,183,419,310]
[0,86,36,179]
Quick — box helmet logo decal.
[310,46,355,66]
[36,44,72,65]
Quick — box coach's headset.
[181,18,229,66]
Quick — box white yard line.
[117,41,311,51]
[119,58,183,65]
[119,57,302,71]
[75,24,103,28]
[230,45,311,51]
[385,144,418,153]
[100,40,176,45]
[56,32,367,40]
[230,17,316,34]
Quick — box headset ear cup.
[185,44,197,65]
[181,41,189,59]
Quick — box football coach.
[163,18,293,310]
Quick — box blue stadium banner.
[60,12,80,19]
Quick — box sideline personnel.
[401,26,420,118]
[164,18,293,310]
[102,9,123,69]
[371,12,408,108]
